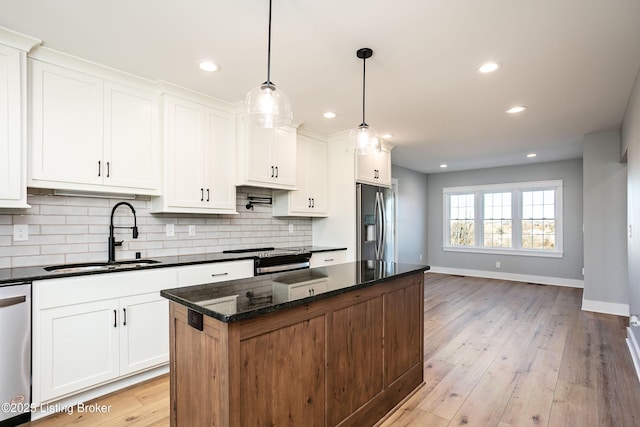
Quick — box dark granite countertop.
[160,261,430,323]
[0,246,347,285]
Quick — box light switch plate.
[166,224,175,237]
[13,224,28,241]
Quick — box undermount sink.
[44,259,159,273]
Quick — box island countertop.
[160,261,429,323]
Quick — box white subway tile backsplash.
[0,187,312,268]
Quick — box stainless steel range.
[223,247,311,275]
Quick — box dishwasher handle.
[0,295,26,308]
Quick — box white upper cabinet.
[273,134,328,217]
[152,93,236,214]
[237,121,298,190]
[0,30,39,208]
[29,50,159,195]
[356,146,391,187]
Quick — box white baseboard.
[627,327,640,384]
[30,365,169,421]
[581,299,630,316]
[427,266,584,288]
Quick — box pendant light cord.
[361,54,366,126]
[266,0,272,85]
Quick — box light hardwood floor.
[26,273,640,427]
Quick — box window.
[449,193,474,246]
[443,180,563,258]
[483,192,512,248]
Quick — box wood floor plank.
[25,273,640,427]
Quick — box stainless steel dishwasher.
[0,282,31,426]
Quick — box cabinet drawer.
[177,260,254,286]
[310,250,346,268]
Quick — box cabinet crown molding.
[0,26,41,52]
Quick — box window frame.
[442,180,563,258]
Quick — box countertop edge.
[0,246,348,285]
[161,265,430,323]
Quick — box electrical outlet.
[289,224,294,234]
[188,225,196,236]
[166,224,175,237]
[419,254,423,261]
[495,261,501,269]
[13,224,28,242]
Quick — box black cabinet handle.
[200,188,204,201]
[98,161,101,177]
[271,166,274,178]
[211,272,229,277]
[312,198,315,208]
[123,308,127,326]
[275,166,279,178]
[308,198,312,208]
[206,189,210,202]
[113,309,117,328]
[106,161,110,178]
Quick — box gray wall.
[427,159,584,281]
[583,131,628,305]
[392,165,428,265]
[622,67,640,332]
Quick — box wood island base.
[168,271,425,427]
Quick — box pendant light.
[245,0,293,128]
[350,47,380,155]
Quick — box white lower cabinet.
[119,293,169,375]
[32,268,177,404]
[39,299,120,401]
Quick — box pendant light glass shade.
[350,124,379,156]
[245,82,293,128]
[350,47,379,155]
[244,0,293,128]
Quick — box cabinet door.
[30,60,103,185]
[327,297,384,426]
[204,107,236,211]
[384,283,423,385]
[355,150,375,184]
[165,96,206,208]
[104,81,158,190]
[306,138,328,213]
[373,148,391,186]
[119,293,169,375]
[289,137,312,212]
[240,316,325,426]
[0,44,27,207]
[272,126,297,186]
[39,299,119,401]
[246,125,275,184]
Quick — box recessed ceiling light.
[440,164,448,168]
[527,153,537,158]
[478,62,501,74]
[506,105,527,114]
[199,61,220,72]
[323,112,336,119]
[382,134,393,139]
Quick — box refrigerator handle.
[379,192,386,260]
[374,191,381,259]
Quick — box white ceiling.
[2,0,640,174]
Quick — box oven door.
[255,254,311,275]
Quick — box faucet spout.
[108,202,138,263]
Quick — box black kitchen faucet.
[108,201,138,263]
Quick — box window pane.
[521,189,556,250]
[482,192,512,247]
[448,193,474,245]
[450,220,474,246]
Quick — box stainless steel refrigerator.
[356,183,396,262]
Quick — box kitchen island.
[161,261,429,427]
